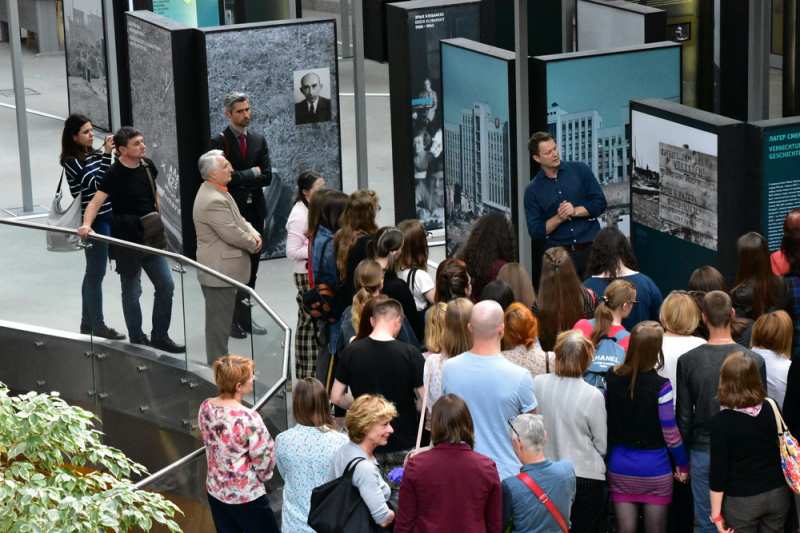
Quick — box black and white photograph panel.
[293,67,332,125]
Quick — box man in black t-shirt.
[78,127,184,353]
[331,297,425,456]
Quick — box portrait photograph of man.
[293,67,332,125]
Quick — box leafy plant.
[0,383,183,532]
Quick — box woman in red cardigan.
[394,394,502,533]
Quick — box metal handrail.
[0,217,292,491]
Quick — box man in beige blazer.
[193,149,262,364]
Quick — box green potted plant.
[0,382,182,531]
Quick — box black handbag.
[307,457,390,533]
[139,162,167,249]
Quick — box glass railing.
[0,217,291,528]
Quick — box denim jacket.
[311,225,338,288]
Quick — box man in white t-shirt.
[442,300,537,479]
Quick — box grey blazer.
[193,182,260,287]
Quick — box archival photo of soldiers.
[631,110,719,251]
[63,0,110,131]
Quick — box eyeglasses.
[507,417,520,440]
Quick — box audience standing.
[395,394,502,533]
[198,355,278,532]
[536,247,596,351]
[331,298,424,467]
[285,171,325,379]
[480,279,515,310]
[503,414,576,533]
[676,291,766,533]
[731,232,787,320]
[424,298,473,418]
[60,113,124,340]
[751,310,793,408]
[533,331,607,533]
[335,189,379,307]
[396,219,436,312]
[658,291,705,392]
[331,394,397,529]
[457,212,517,300]
[434,258,472,303]
[605,322,689,533]
[422,302,447,357]
[502,302,553,378]
[771,208,800,275]
[583,227,663,330]
[709,352,790,532]
[496,262,537,310]
[442,300,537,480]
[275,378,348,533]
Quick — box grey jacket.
[331,441,391,525]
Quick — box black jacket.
[606,370,669,449]
[676,343,766,450]
[209,127,272,226]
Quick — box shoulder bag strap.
[408,268,417,291]
[343,456,366,478]
[141,161,159,213]
[56,168,65,195]
[415,385,428,450]
[517,472,569,533]
[765,397,789,435]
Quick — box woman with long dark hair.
[584,227,662,330]
[60,114,124,340]
[536,247,596,351]
[286,171,325,379]
[731,232,787,320]
[605,322,689,533]
[456,212,517,301]
[334,189,379,306]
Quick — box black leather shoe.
[241,321,267,336]
[230,322,247,339]
[130,335,150,346]
[150,336,186,353]
[80,324,126,340]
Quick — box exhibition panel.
[630,98,749,293]
[749,117,800,251]
[531,41,682,235]
[151,0,222,27]
[479,0,562,57]
[201,18,343,259]
[387,0,481,233]
[127,11,206,256]
[112,0,152,126]
[576,0,666,52]
[365,0,410,62]
[63,0,111,131]
[440,38,516,256]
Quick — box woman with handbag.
[60,114,124,340]
[330,394,397,530]
[709,351,790,533]
[198,355,279,532]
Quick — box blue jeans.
[118,253,174,341]
[690,448,716,533]
[81,219,110,329]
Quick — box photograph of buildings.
[442,41,514,256]
[542,43,681,234]
[630,109,719,251]
[204,20,342,259]
[406,4,480,232]
[64,0,110,131]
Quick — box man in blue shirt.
[524,131,607,278]
[503,413,576,533]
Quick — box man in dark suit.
[209,92,272,338]
[295,72,331,124]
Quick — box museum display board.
[749,117,800,251]
[577,0,666,51]
[387,0,481,233]
[479,0,562,57]
[530,41,682,235]
[630,99,749,292]
[201,18,343,259]
[365,0,411,62]
[63,0,111,131]
[441,38,516,256]
[152,0,221,27]
[113,0,151,126]
[127,11,205,255]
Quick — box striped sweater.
[62,152,113,218]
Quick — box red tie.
[238,134,247,159]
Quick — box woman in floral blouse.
[198,355,279,532]
[275,378,348,532]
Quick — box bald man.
[442,300,538,479]
[295,72,332,125]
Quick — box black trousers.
[207,494,279,533]
[571,477,608,533]
[233,215,263,327]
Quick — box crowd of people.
[62,102,800,532]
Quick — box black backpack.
[307,457,390,533]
